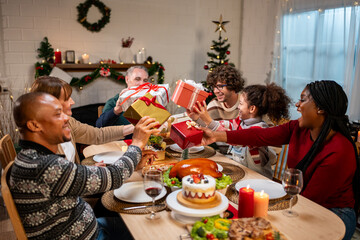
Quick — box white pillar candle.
[82,53,90,64]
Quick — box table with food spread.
[85,147,345,240]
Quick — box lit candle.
[54,49,62,64]
[238,185,254,218]
[254,190,269,217]
[82,53,89,64]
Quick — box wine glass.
[282,168,303,217]
[143,169,163,220]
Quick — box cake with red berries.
[182,174,216,204]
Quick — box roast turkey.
[169,158,222,179]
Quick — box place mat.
[220,162,245,183]
[225,183,298,211]
[101,186,170,214]
[81,157,96,166]
[165,146,216,159]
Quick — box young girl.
[188,83,291,178]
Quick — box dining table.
[86,147,346,240]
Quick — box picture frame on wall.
[65,50,75,63]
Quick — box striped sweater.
[208,117,276,179]
[9,140,141,240]
[206,94,240,121]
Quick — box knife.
[122,203,165,211]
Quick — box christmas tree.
[203,15,235,73]
[203,15,235,102]
[37,37,54,63]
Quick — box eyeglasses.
[210,84,228,91]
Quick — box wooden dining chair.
[97,105,104,118]
[272,145,289,183]
[1,161,28,240]
[0,134,17,170]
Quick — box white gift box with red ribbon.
[119,83,169,111]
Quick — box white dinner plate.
[114,182,167,203]
[235,179,286,200]
[93,151,124,164]
[166,190,228,217]
[169,144,204,153]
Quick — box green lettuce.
[191,215,229,240]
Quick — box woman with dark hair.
[201,80,359,240]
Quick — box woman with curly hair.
[206,65,245,121]
[188,83,291,178]
[200,80,359,240]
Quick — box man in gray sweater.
[10,92,160,240]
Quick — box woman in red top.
[201,80,359,240]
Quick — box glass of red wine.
[143,169,163,220]
[282,168,303,217]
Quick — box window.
[281,7,359,118]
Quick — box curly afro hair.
[206,65,245,93]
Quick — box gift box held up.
[123,93,171,126]
[119,83,169,111]
[170,120,203,150]
[171,80,209,110]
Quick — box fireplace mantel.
[50,63,152,72]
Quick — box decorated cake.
[182,174,216,204]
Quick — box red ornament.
[226,51,230,55]
[209,92,213,96]
[224,62,228,65]
[204,65,209,70]
[160,66,165,71]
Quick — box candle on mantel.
[54,49,62,64]
[254,190,269,217]
[82,53,89,64]
[238,185,254,218]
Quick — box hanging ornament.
[224,62,228,65]
[210,46,214,50]
[204,65,209,70]
[226,51,230,55]
[221,60,224,64]
[216,56,220,59]
[225,37,228,41]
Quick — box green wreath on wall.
[35,62,165,90]
[77,0,111,32]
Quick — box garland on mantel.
[34,62,165,90]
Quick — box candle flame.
[56,49,59,52]
[246,184,250,189]
[260,190,264,196]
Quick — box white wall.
[0,0,243,112]
[240,0,278,85]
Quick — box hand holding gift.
[119,83,169,112]
[170,120,203,149]
[171,79,209,110]
[123,93,171,127]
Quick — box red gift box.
[171,80,209,110]
[170,121,203,149]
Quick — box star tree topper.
[212,14,229,37]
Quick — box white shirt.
[60,141,76,163]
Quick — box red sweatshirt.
[226,120,356,209]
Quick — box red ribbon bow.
[138,96,167,110]
[120,83,169,106]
